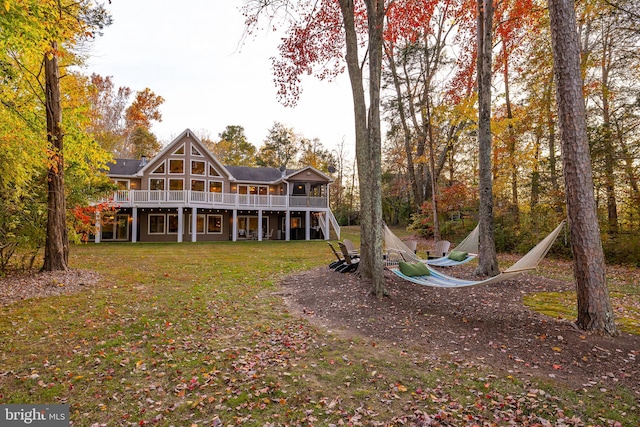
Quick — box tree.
[475,0,500,276]
[129,127,161,159]
[256,122,299,169]
[213,125,257,166]
[548,0,617,335]
[1,0,112,271]
[86,74,131,154]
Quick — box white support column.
[232,210,237,242]
[94,211,101,243]
[305,210,311,240]
[131,208,138,243]
[191,208,197,242]
[257,210,263,241]
[324,210,330,240]
[285,211,290,241]
[177,207,183,242]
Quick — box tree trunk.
[503,45,519,227]
[338,0,385,297]
[475,0,499,277]
[386,47,421,209]
[425,96,440,241]
[548,0,617,336]
[42,41,69,272]
[599,29,618,234]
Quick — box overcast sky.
[85,0,354,155]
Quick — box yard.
[1,231,638,426]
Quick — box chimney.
[140,155,147,166]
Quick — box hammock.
[388,221,565,288]
[383,224,479,266]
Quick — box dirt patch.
[0,269,102,307]
[279,265,640,396]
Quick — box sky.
[85,0,355,154]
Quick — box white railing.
[111,190,320,208]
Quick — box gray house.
[97,129,340,243]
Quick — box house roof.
[107,158,145,176]
[104,128,333,184]
[224,166,292,183]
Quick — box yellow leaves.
[4,1,9,12]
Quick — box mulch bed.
[279,264,640,396]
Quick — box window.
[209,165,220,176]
[191,146,202,156]
[151,162,165,174]
[169,179,183,191]
[115,180,129,190]
[292,182,306,195]
[209,181,222,193]
[291,217,302,228]
[191,180,205,192]
[310,184,324,196]
[101,214,129,240]
[173,144,185,155]
[191,160,205,175]
[149,214,165,234]
[169,159,184,174]
[150,178,165,191]
[207,215,222,234]
[188,214,205,234]
[167,214,179,234]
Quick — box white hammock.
[388,221,566,288]
[384,224,479,266]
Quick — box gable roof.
[285,166,334,182]
[136,128,233,179]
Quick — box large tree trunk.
[338,0,385,297]
[42,41,69,272]
[548,0,617,336]
[475,0,499,277]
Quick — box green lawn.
[1,237,637,426]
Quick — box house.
[96,129,340,243]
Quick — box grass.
[1,237,638,426]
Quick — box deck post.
[95,211,101,243]
[191,207,197,242]
[132,207,137,243]
[305,211,311,240]
[177,207,183,242]
[232,210,237,242]
[258,210,263,241]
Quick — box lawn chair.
[427,240,451,259]
[342,239,359,256]
[327,242,346,270]
[405,240,418,254]
[337,242,359,273]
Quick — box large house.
[96,129,340,243]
